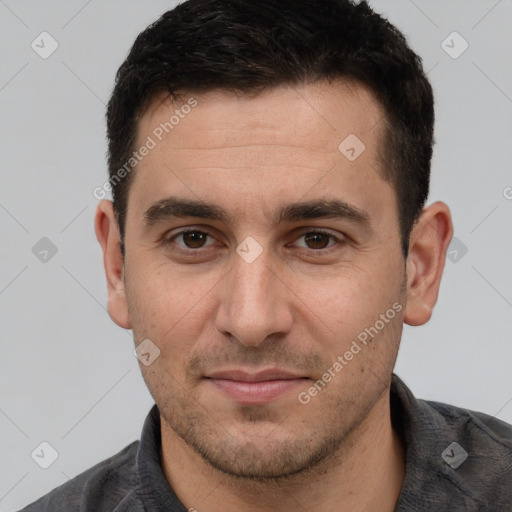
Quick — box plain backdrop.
[1,1,511,510]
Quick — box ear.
[404,201,453,326]
[94,200,131,329]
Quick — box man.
[21,0,512,510]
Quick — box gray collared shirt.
[20,374,512,511]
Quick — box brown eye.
[290,230,342,252]
[173,230,213,249]
[303,232,332,249]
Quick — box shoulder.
[421,397,512,459]
[418,397,512,508]
[392,375,512,510]
[18,441,141,512]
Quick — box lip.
[204,368,308,404]
[206,369,306,382]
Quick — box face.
[118,81,408,478]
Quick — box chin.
[177,423,342,481]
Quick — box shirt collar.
[136,404,187,511]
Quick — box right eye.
[163,229,215,250]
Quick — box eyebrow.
[143,196,370,228]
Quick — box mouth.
[203,369,309,404]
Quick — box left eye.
[292,231,339,250]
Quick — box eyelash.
[161,228,344,254]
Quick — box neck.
[160,390,405,512]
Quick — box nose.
[215,248,293,347]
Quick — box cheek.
[125,256,225,358]
[289,260,403,352]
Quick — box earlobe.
[403,201,453,327]
[94,200,132,329]
[404,300,433,326]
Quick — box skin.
[95,80,453,512]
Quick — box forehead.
[138,80,385,159]
[128,80,394,230]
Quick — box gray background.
[1,0,511,509]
